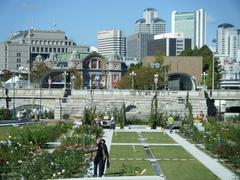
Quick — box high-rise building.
[127,33,154,62]
[216,23,240,62]
[0,28,89,71]
[147,32,192,56]
[171,9,206,49]
[135,8,166,35]
[97,29,126,58]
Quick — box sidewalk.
[167,131,237,180]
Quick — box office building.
[97,29,126,58]
[147,32,191,56]
[216,23,240,62]
[135,8,166,35]
[0,28,89,72]
[127,33,154,62]
[171,9,206,49]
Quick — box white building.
[0,28,89,72]
[135,8,166,35]
[97,29,126,58]
[220,62,240,89]
[171,9,206,49]
[216,23,240,62]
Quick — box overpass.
[0,88,239,120]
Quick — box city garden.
[0,104,239,179]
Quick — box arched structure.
[167,72,197,91]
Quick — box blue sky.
[0,0,239,48]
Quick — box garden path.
[167,131,237,180]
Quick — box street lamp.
[154,74,159,91]
[201,72,208,90]
[71,75,76,89]
[62,71,67,89]
[12,72,16,119]
[129,71,136,89]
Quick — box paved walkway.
[83,128,238,180]
[167,131,237,180]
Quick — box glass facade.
[174,12,195,49]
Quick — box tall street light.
[201,72,208,90]
[212,54,216,91]
[12,72,16,119]
[154,74,159,91]
[62,71,67,89]
[71,75,76,89]
[130,71,136,89]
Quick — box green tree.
[179,45,221,89]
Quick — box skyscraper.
[97,29,126,58]
[217,23,240,62]
[171,9,206,49]
[135,8,166,35]
[127,33,154,61]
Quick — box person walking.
[100,139,109,176]
[91,137,109,177]
[110,114,115,130]
[167,114,174,133]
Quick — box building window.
[65,41,68,45]
[53,48,56,52]
[17,53,21,57]
[36,47,39,52]
[62,48,64,53]
[45,47,48,52]
[17,64,21,69]
[5,58,7,63]
[91,59,97,69]
[58,48,60,53]
[5,64,7,68]
[5,46,7,51]
[41,47,44,52]
[49,48,52,52]
[52,41,55,45]
[17,58,21,63]
[32,47,35,52]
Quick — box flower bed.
[180,118,240,175]
[0,123,102,179]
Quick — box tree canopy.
[179,45,221,89]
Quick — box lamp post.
[62,71,67,89]
[71,75,76,89]
[212,54,215,91]
[129,71,136,89]
[13,72,16,119]
[154,74,159,91]
[201,72,208,90]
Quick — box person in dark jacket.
[91,137,109,177]
[100,139,109,175]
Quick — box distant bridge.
[0,88,239,119]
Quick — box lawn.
[0,126,16,140]
[150,146,194,159]
[110,145,146,158]
[111,132,140,143]
[158,160,218,180]
[142,132,176,144]
[106,160,154,176]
